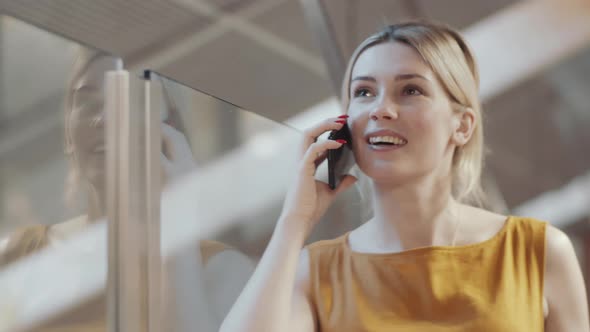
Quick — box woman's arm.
[544,225,590,331]
[219,221,316,332]
[220,119,354,332]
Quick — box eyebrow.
[351,73,430,83]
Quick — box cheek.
[407,105,453,142]
[68,114,83,145]
[346,101,365,119]
[72,124,88,150]
[69,115,94,157]
[347,111,368,144]
[412,114,433,134]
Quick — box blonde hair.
[342,21,485,206]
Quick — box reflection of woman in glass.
[0,49,253,331]
[0,50,114,263]
[222,22,589,331]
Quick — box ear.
[451,107,476,147]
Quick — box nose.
[369,102,399,121]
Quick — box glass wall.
[0,11,367,332]
[0,15,112,331]
[148,73,365,331]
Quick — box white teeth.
[369,136,406,145]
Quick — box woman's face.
[68,57,117,188]
[347,42,461,186]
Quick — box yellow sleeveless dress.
[0,224,230,332]
[307,216,546,331]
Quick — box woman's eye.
[353,88,374,98]
[403,86,423,96]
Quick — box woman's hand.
[279,116,357,238]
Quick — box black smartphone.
[327,123,354,190]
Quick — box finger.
[301,139,346,176]
[314,179,333,193]
[313,150,328,168]
[316,174,358,198]
[334,174,358,195]
[300,117,348,155]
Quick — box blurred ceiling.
[0,0,589,223]
[0,0,520,118]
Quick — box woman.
[221,21,589,331]
[0,49,254,331]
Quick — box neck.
[368,172,461,251]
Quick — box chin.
[360,158,433,187]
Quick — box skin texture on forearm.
[219,220,307,332]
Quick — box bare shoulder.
[543,224,589,331]
[544,224,579,279]
[545,224,574,255]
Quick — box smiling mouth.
[367,135,408,147]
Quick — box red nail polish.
[338,115,349,119]
[335,120,346,124]
[336,139,347,144]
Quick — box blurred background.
[0,0,589,331]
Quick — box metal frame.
[106,68,162,332]
[105,68,129,332]
[143,70,163,332]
